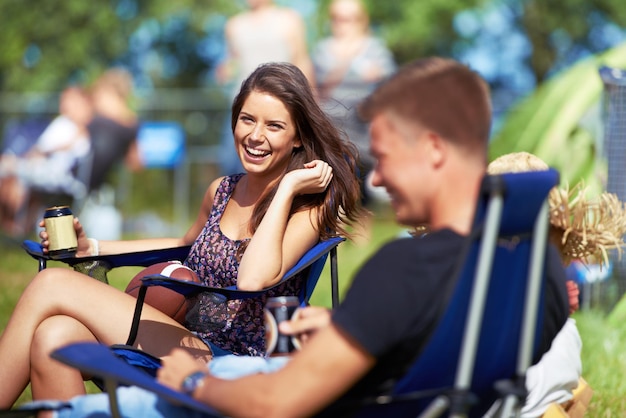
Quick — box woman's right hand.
[39,216,92,257]
[281,160,333,197]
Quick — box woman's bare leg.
[30,316,95,401]
[0,267,211,408]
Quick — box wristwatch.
[181,371,207,396]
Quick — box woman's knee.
[30,268,72,291]
[31,316,93,369]
[26,268,87,302]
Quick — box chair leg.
[125,285,148,346]
[330,246,339,308]
[418,396,450,418]
[104,378,122,418]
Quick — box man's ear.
[425,131,446,168]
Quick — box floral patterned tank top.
[183,174,306,356]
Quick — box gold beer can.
[44,206,78,259]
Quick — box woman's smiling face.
[234,90,301,178]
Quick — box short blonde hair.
[487,151,548,174]
[488,152,626,266]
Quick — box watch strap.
[181,370,207,396]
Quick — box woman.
[0,62,363,407]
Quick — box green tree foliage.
[0,1,127,91]
[2,0,626,97]
[0,0,237,92]
[366,0,487,64]
[486,1,626,195]
[489,42,626,194]
[314,0,488,65]
[10,0,487,92]
[520,0,626,83]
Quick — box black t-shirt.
[331,228,569,399]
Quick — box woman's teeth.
[246,147,270,157]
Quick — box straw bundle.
[548,183,626,266]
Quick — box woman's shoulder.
[202,175,236,213]
[208,175,225,191]
[208,174,244,195]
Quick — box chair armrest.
[51,342,221,417]
[22,239,192,271]
[139,236,345,300]
[124,236,344,347]
[142,275,266,300]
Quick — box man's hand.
[279,306,331,345]
[158,348,207,392]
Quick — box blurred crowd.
[0,68,142,237]
[0,0,395,241]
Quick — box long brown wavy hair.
[230,62,364,240]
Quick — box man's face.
[369,113,433,226]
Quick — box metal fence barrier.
[597,66,626,312]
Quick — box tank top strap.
[208,174,245,225]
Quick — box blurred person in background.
[0,85,93,236]
[85,67,142,192]
[214,0,315,176]
[0,68,142,238]
[312,0,395,243]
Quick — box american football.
[125,261,200,324]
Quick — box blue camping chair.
[27,169,558,418]
[116,236,344,376]
[328,169,560,418]
[20,236,343,381]
[22,236,343,305]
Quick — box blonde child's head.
[488,152,626,265]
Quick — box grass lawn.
[0,211,624,415]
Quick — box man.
[57,57,569,418]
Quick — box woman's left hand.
[282,160,333,196]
